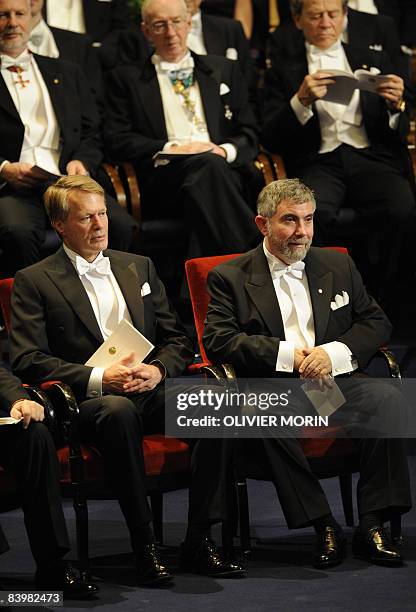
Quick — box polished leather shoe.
[180,537,245,578]
[313,526,346,569]
[35,562,98,600]
[136,544,173,586]
[352,526,402,566]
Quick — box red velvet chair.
[0,278,191,578]
[185,252,401,554]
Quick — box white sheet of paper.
[302,378,346,417]
[0,417,22,425]
[85,319,154,368]
[322,69,389,105]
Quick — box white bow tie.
[271,259,305,279]
[159,56,195,73]
[1,53,31,71]
[75,255,111,277]
[308,40,342,60]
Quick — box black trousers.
[78,386,227,552]
[0,423,70,565]
[241,376,411,529]
[298,144,416,300]
[138,153,260,260]
[0,189,137,278]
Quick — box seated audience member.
[348,0,416,48]
[261,0,415,303]
[0,365,97,598]
[41,0,133,69]
[104,0,260,262]
[203,178,411,568]
[0,0,136,278]
[9,175,245,584]
[268,2,407,79]
[28,0,103,102]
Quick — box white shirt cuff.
[320,341,358,376]
[0,160,10,175]
[388,110,400,130]
[276,340,295,373]
[86,367,104,398]
[163,141,181,151]
[290,94,314,125]
[219,142,237,163]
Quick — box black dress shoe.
[352,526,402,566]
[35,562,98,600]
[136,544,173,586]
[180,537,245,578]
[313,526,346,569]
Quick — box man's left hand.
[123,364,163,394]
[66,160,88,175]
[298,347,332,379]
[376,74,405,111]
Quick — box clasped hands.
[295,346,333,388]
[298,71,404,112]
[102,352,162,394]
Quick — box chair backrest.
[0,278,13,333]
[185,247,349,363]
[185,254,242,363]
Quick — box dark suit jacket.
[0,54,103,176]
[104,52,258,171]
[49,26,103,100]
[10,248,194,403]
[268,9,404,76]
[261,42,411,174]
[0,366,29,417]
[203,245,392,378]
[43,0,131,44]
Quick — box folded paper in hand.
[322,68,389,105]
[85,319,154,368]
[302,378,346,417]
[0,416,22,426]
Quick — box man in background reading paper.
[261,0,415,307]
[9,175,245,585]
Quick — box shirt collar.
[0,48,32,69]
[152,50,194,73]
[63,243,104,271]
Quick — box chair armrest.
[102,163,128,210]
[255,149,287,185]
[376,348,401,379]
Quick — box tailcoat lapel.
[139,62,168,139]
[45,248,103,343]
[304,251,333,345]
[245,246,285,338]
[194,55,221,143]
[107,251,145,332]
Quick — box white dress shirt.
[0,50,61,173]
[152,52,237,163]
[263,242,356,376]
[46,0,86,34]
[290,40,370,153]
[63,245,133,397]
[348,0,378,14]
[29,18,60,58]
[188,11,207,55]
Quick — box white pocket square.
[330,291,349,311]
[219,82,230,95]
[141,282,151,297]
[225,47,238,60]
[369,44,383,52]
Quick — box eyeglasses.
[148,17,187,34]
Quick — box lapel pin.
[53,78,60,84]
[318,288,323,294]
